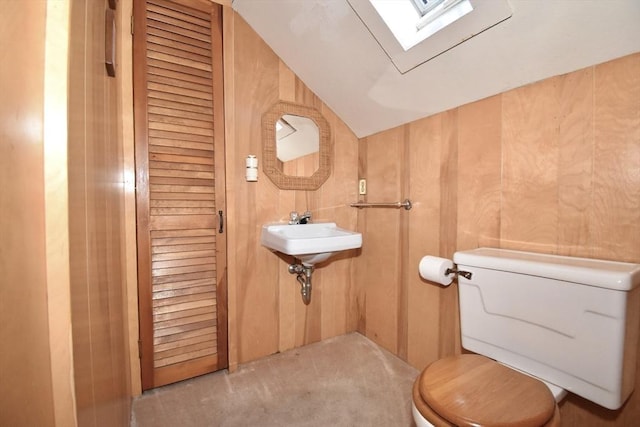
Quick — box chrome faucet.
[289,210,312,225]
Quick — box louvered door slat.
[154,345,216,368]
[147,2,211,28]
[154,334,213,354]
[149,124,213,139]
[149,168,214,180]
[148,81,212,100]
[150,138,214,152]
[149,150,214,164]
[147,27,212,52]
[150,130,213,144]
[149,106,214,123]
[147,75,213,95]
[148,33,212,57]
[147,33,212,57]
[153,305,214,322]
[148,42,212,65]
[148,66,212,88]
[149,152,213,165]
[134,0,226,390]
[149,0,210,21]
[147,11,210,38]
[147,58,212,79]
[155,338,216,359]
[153,303,216,319]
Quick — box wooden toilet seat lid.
[418,354,556,427]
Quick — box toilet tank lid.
[453,248,640,291]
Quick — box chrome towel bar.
[350,199,412,210]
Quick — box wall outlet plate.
[359,179,367,195]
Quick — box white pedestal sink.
[261,222,362,305]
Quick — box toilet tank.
[453,248,640,410]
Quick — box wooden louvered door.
[133,0,227,389]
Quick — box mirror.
[262,101,332,190]
[276,114,319,177]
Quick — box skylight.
[369,0,473,51]
[412,0,446,16]
[347,0,512,73]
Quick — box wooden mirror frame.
[262,101,332,190]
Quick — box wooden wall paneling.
[590,56,640,427]
[67,1,93,423]
[501,77,561,253]
[295,255,323,347]
[279,60,297,100]
[43,1,77,423]
[293,81,323,349]
[299,192,322,349]
[277,62,303,353]
[294,199,323,350]
[89,0,129,422]
[355,137,369,334]
[396,125,411,361]
[556,68,594,258]
[296,75,324,110]
[67,0,131,423]
[358,52,640,426]
[288,91,316,350]
[53,0,132,423]
[362,127,404,354]
[406,115,444,369]
[233,13,280,363]
[0,2,57,426]
[556,54,640,427]
[456,96,502,251]
[226,11,363,367]
[590,54,640,262]
[319,104,359,340]
[278,249,298,353]
[88,2,116,417]
[451,95,503,363]
[437,110,460,358]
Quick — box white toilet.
[413,248,640,427]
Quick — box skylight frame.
[347,0,513,73]
[411,0,446,17]
[415,0,471,32]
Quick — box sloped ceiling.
[232,0,640,138]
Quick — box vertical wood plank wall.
[224,12,360,370]
[68,0,131,425]
[2,0,132,426]
[0,2,56,426]
[357,52,640,426]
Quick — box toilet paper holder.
[419,255,473,286]
[445,267,472,280]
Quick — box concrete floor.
[131,332,419,426]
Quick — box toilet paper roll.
[419,256,454,286]
[246,168,258,182]
[246,155,258,168]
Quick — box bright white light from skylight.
[369,0,473,51]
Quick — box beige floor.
[131,332,419,427]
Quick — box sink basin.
[261,222,362,266]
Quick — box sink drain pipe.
[288,263,313,305]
